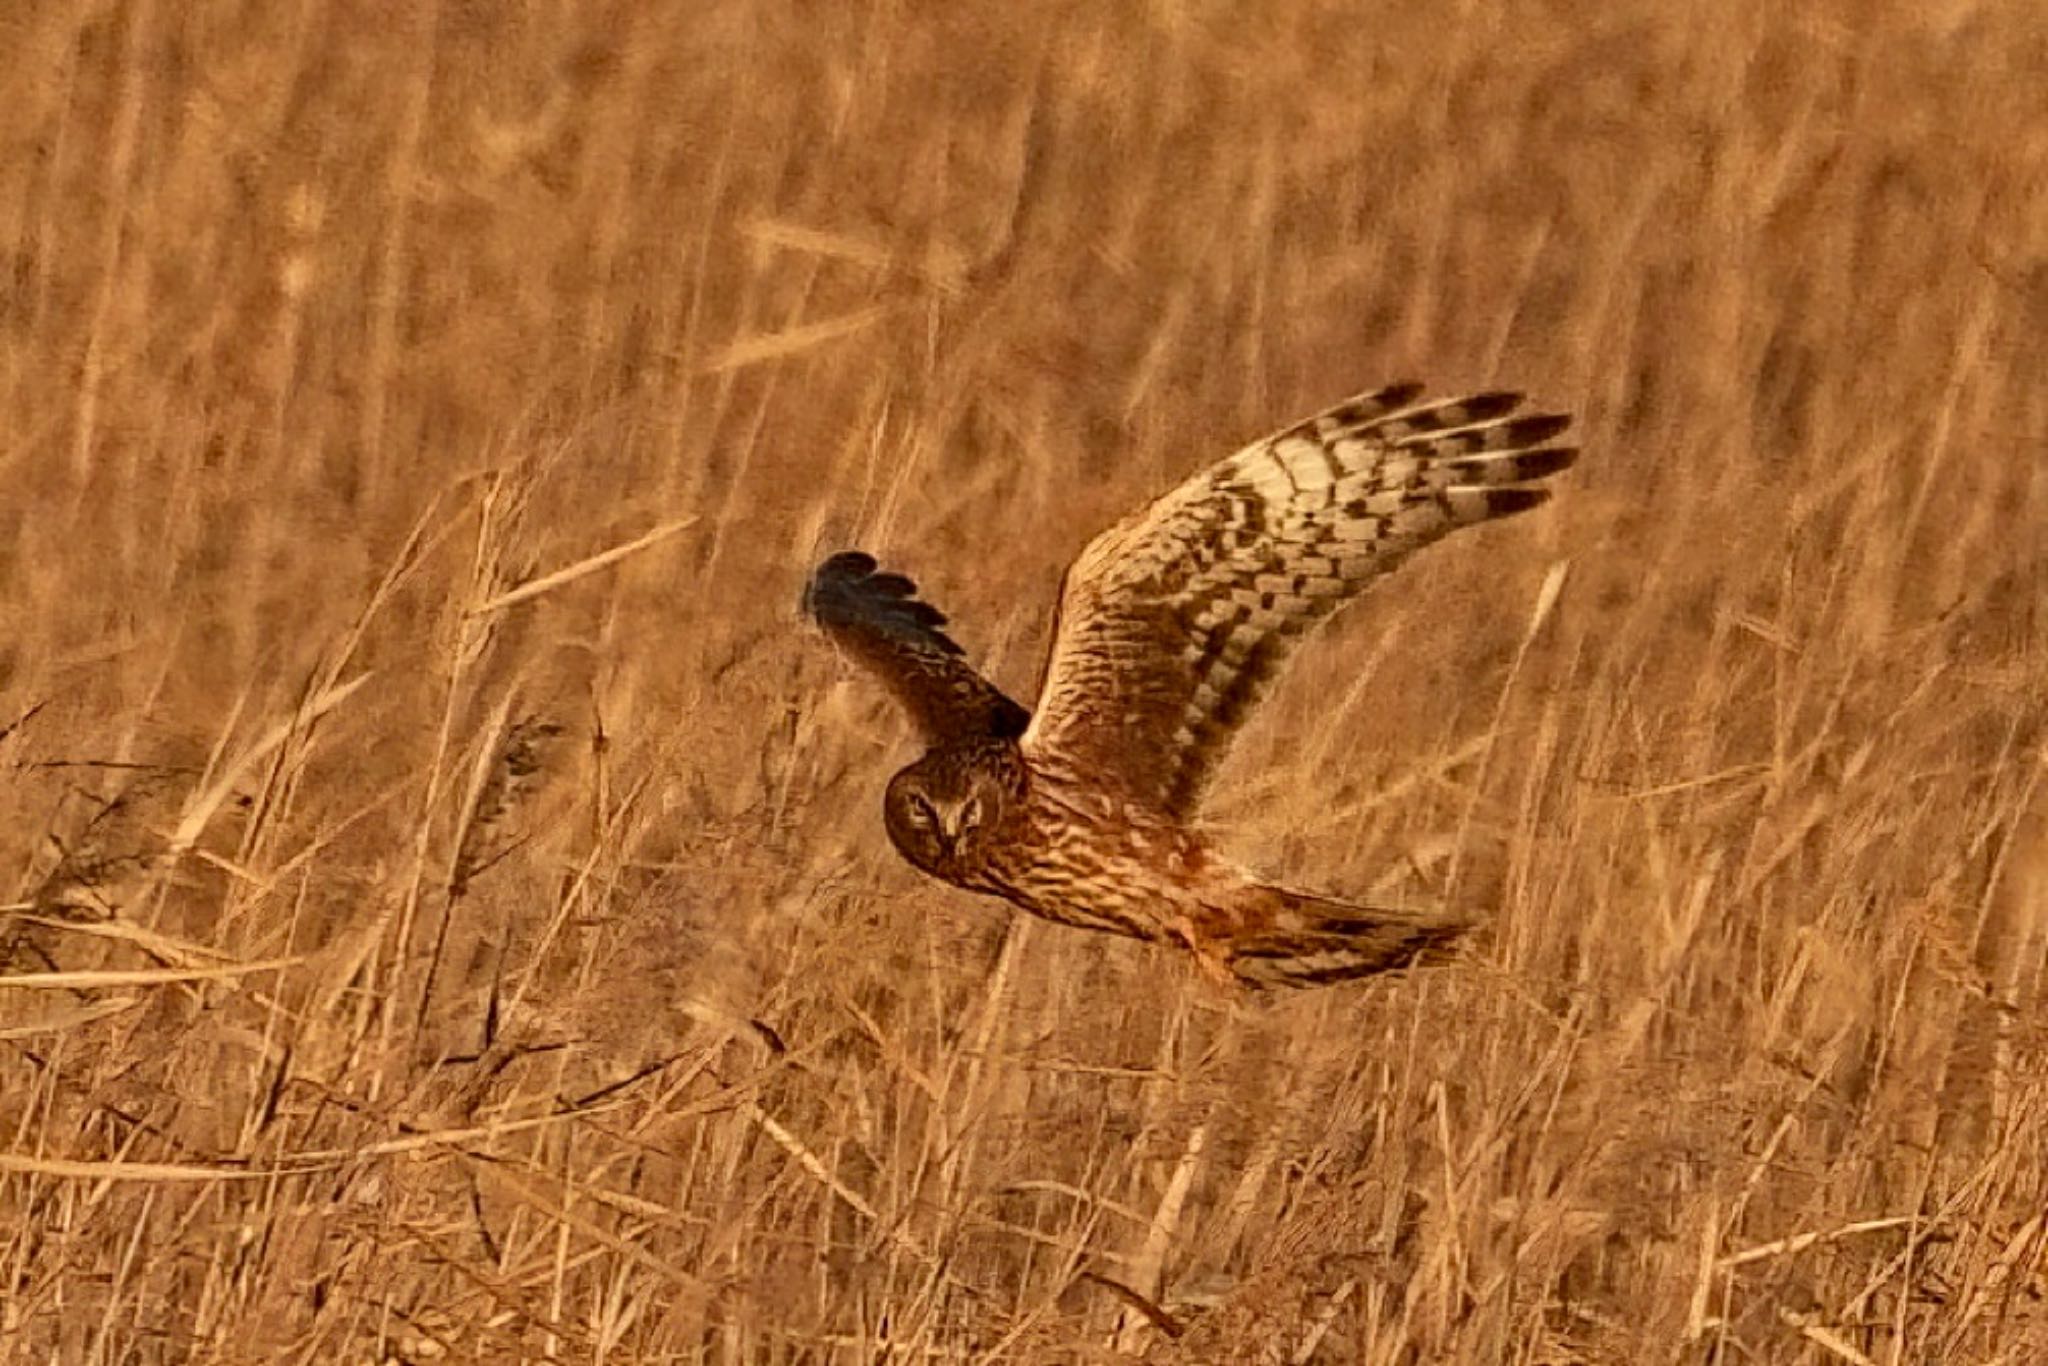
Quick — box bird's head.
[884,743,1021,877]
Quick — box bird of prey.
[803,382,1575,988]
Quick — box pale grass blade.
[0,995,141,1039]
[700,304,891,374]
[0,1152,339,1181]
[168,671,378,860]
[0,957,305,990]
[468,515,698,615]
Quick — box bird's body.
[804,382,1577,989]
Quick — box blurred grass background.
[1,0,2043,1360]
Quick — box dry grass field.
[3,0,2045,1360]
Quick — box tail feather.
[1224,884,1470,990]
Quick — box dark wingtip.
[803,550,966,655]
[1483,487,1553,516]
[818,549,878,578]
[1491,445,1578,483]
[1506,412,1574,445]
[1452,390,1525,421]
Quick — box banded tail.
[1223,883,1470,990]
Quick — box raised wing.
[803,551,1030,745]
[1021,383,1575,816]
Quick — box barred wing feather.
[1021,383,1575,817]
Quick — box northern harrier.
[803,383,1575,988]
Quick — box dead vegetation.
[2,1,2044,1361]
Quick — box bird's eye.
[906,794,936,827]
[958,795,983,831]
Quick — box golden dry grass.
[3,1,2045,1361]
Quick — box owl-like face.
[884,750,1013,878]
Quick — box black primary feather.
[804,551,1030,741]
[803,551,966,655]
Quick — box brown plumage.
[803,382,1577,989]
